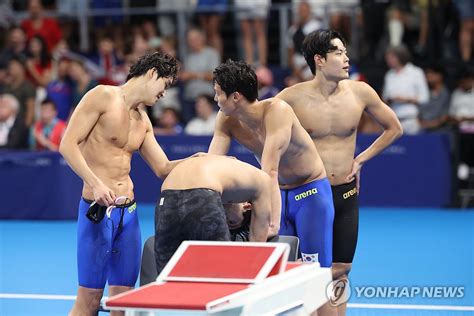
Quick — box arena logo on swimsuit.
[294,188,318,201]
[343,188,357,199]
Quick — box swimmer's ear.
[146,68,157,80]
[315,54,325,67]
[232,92,242,102]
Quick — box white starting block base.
[105,241,332,315]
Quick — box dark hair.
[126,52,179,83]
[28,35,50,68]
[213,60,258,102]
[302,30,346,75]
[456,67,473,81]
[41,98,57,110]
[424,64,445,76]
[197,94,215,105]
[70,58,86,69]
[8,56,26,68]
[385,45,411,66]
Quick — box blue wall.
[0,133,452,219]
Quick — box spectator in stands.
[142,20,161,50]
[156,0,192,37]
[387,0,420,48]
[195,0,227,56]
[4,57,36,127]
[416,0,454,62]
[25,35,52,87]
[30,98,66,151]
[286,1,321,86]
[326,0,359,43]
[255,66,279,100]
[235,0,269,66]
[131,31,151,60]
[185,94,217,135]
[0,2,14,31]
[106,53,137,87]
[154,37,181,115]
[419,64,450,131]
[449,69,474,190]
[0,93,28,149]
[382,45,429,134]
[180,27,220,122]
[454,0,474,62]
[153,107,184,136]
[46,57,73,121]
[89,35,123,85]
[0,26,28,63]
[21,0,62,53]
[69,59,97,110]
[0,61,6,94]
[360,0,390,61]
[449,69,474,133]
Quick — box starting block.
[105,241,332,315]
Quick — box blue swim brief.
[279,178,335,267]
[77,198,141,289]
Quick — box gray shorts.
[235,0,269,20]
[154,188,231,274]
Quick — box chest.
[230,122,266,157]
[292,97,363,138]
[99,109,147,151]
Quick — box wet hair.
[126,51,179,83]
[213,59,258,102]
[302,29,346,75]
[385,45,411,66]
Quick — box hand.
[92,181,116,207]
[268,223,279,239]
[346,159,362,193]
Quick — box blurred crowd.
[0,0,472,155]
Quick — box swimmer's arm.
[59,87,116,205]
[208,111,231,155]
[250,183,272,242]
[261,102,292,236]
[139,114,184,179]
[355,82,403,165]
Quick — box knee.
[332,262,352,280]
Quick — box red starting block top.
[106,282,249,310]
[159,241,290,284]
[169,245,276,279]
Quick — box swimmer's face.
[319,38,349,81]
[224,202,251,230]
[214,83,237,115]
[145,70,173,106]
